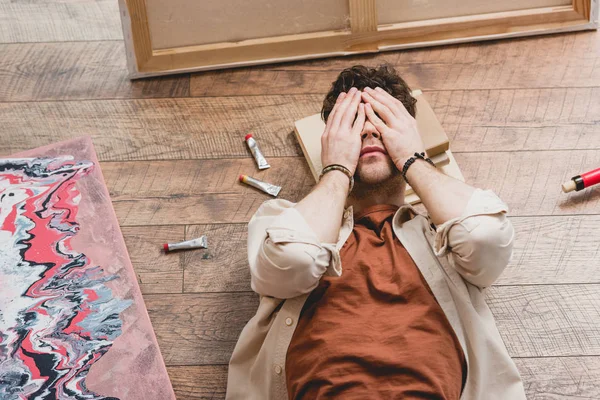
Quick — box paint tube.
[163,236,207,253]
[245,133,270,169]
[239,175,281,197]
[562,167,600,193]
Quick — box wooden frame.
[119,0,598,78]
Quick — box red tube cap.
[245,133,253,141]
[239,174,245,182]
[163,243,169,252]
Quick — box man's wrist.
[320,169,351,195]
[396,155,416,170]
[404,157,436,182]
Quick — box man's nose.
[361,128,380,141]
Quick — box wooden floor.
[2,1,600,398]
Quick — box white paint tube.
[239,175,281,197]
[163,235,207,253]
[245,133,270,169]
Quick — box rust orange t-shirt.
[285,204,467,399]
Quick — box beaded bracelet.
[320,164,354,192]
[401,152,435,185]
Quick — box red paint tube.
[562,167,600,193]
[163,236,207,253]
[245,133,270,170]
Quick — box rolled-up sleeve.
[247,200,342,299]
[433,189,515,288]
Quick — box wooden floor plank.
[167,365,228,400]
[190,31,600,95]
[191,69,337,97]
[102,159,313,199]
[0,42,189,101]
[146,292,259,366]
[165,357,600,400]
[122,225,185,294]
[183,225,249,293]
[499,216,600,286]
[145,285,600,366]
[0,0,122,43]
[0,96,316,160]
[2,88,600,161]
[101,158,310,227]
[102,158,314,226]
[428,88,600,126]
[515,356,600,400]
[429,88,600,152]
[446,124,600,153]
[487,285,600,358]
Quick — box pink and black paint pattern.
[0,157,131,399]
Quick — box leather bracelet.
[320,164,354,192]
[401,152,435,185]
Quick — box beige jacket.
[226,189,526,400]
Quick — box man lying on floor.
[226,65,526,400]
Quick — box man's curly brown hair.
[321,65,417,122]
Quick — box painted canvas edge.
[76,138,176,400]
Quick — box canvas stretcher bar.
[119,0,598,78]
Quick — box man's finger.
[367,87,405,118]
[330,88,358,133]
[364,103,391,135]
[374,87,411,118]
[351,103,366,136]
[325,92,346,133]
[361,91,395,123]
[341,90,362,129]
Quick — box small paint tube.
[163,236,207,253]
[562,167,600,193]
[239,175,281,197]
[245,133,270,170]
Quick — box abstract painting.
[0,137,175,399]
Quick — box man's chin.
[355,164,399,186]
[357,174,392,186]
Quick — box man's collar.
[394,203,421,225]
[343,202,421,225]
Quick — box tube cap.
[239,174,245,182]
[163,243,169,252]
[245,133,253,141]
[561,180,576,193]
